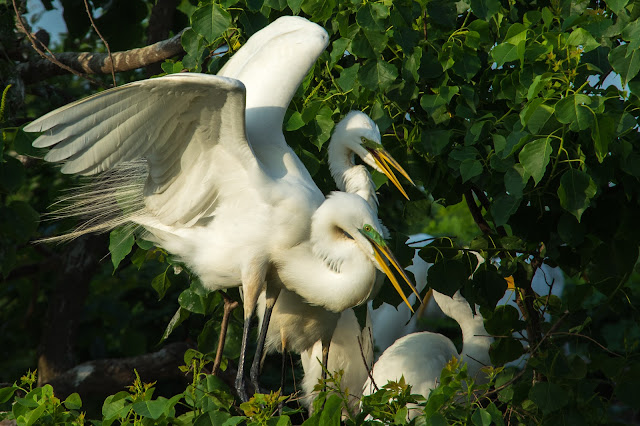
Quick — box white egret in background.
[25,17,417,401]
[362,290,493,419]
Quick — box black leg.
[250,303,274,393]
[235,315,252,402]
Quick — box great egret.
[252,111,415,393]
[213,18,416,393]
[362,290,493,419]
[295,112,416,412]
[25,19,414,402]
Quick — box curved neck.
[328,143,378,211]
[459,316,493,378]
[276,241,376,313]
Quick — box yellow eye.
[364,224,372,232]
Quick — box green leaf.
[14,128,45,157]
[491,43,519,67]
[319,394,343,424]
[329,38,349,67]
[109,227,135,271]
[151,270,171,300]
[420,86,459,111]
[285,111,305,131]
[567,28,599,52]
[528,382,569,414]
[179,288,210,315]
[190,3,231,43]
[63,393,82,410]
[472,408,493,426]
[607,0,629,15]
[504,165,527,198]
[609,44,640,84]
[622,19,640,52]
[132,399,169,420]
[518,138,552,185]
[102,391,133,420]
[22,403,46,426]
[554,94,592,131]
[1,200,39,244]
[490,193,521,226]
[427,259,469,296]
[359,60,398,92]
[337,64,360,91]
[557,168,597,221]
[300,0,336,22]
[591,114,616,163]
[460,159,483,182]
[470,0,501,20]
[161,307,190,342]
[0,386,17,404]
[490,337,525,365]
[356,2,389,31]
[351,29,388,58]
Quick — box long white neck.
[432,290,493,379]
[275,240,376,313]
[328,140,378,211]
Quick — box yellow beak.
[368,147,415,200]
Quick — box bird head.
[313,192,420,312]
[330,111,415,199]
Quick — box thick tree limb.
[17,31,185,84]
[44,342,192,399]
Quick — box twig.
[359,327,378,392]
[464,189,493,235]
[12,0,105,87]
[471,187,507,236]
[550,332,623,358]
[83,0,116,86]
[212,291,239,376]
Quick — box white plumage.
[363,290,493,419]
[26,17,415,401]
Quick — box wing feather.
[27,73,259,226]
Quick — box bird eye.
[361,137,367,144]
[364,224,372,232]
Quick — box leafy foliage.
[2,0,640,424]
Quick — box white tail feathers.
[39,160,148,243]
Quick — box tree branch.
[464,189,493,235]
[44,342,192,399]
[17,30,186,84]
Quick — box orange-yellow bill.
[372,246,415,313]
[368,146,415,200]
[505,276,515,289]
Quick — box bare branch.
[12,0,105,87]
[464,189,493,235]
[17,31,186,84]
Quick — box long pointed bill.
[360,225,420,313]
[365,143,415,200]
[415,288,433,319]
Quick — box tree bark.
[17,31,185,83]
[37,234,108,386]
[45,342,192,399]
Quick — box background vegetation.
[1,0,640,424]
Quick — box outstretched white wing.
[25,73,261,226]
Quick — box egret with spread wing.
[25,17,415,402]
